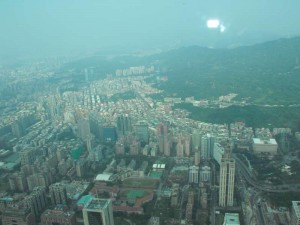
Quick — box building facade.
[2,207,36,225]
[219,149,235,207]
[83,198,114,225]
[291,201,300,225]
[41,205,76,225]
[49,183,67,206]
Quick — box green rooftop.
[71,147,84,160]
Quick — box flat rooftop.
[224,213,240,225]
[253,138,277,145]
[85,198,110,210]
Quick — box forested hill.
[154,37,300,104]
[64,37,300,105]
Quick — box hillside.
[154,37,300,104]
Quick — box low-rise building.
[253,138,278,156]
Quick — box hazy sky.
[1,0,300,59]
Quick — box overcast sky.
[1,0,300,59]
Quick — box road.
[234,154,300,193]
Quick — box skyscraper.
[219,143,235,207]
[135,121,149,143]
[194,148,201,165]
[83,198,114,225]
[201,134,215,160]
[157,123,168,155]
[78,118,90,139]
[78,118,92,152]
[116,114,132,137]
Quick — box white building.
[201,134,215,160]
[83,198,114,225]
[213,143,224,165]
[219,153,235,207]
[189,165,199,184]
[252,138,278,155]
[200,165,211,183]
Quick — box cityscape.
[1,1,300,225]
[0,58,299,225]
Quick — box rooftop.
[253,138,277,145]
[95,173,113,181]
[85,198,111,210]
[224,213,240,225]
[77,195,94,206]
[292,201,300,217]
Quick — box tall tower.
[188,165,199,184]
[78,117,92,152]
[157,123,168,155]
[83,198,114,225]
[116,114,132,137]
[201,134,215,160]
[219,142,235,207]
[78,118,91,140]
[135,121,149,144]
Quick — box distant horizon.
[1,35,299,65]
[1,0,300,64]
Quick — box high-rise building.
[157,123,168,155]
[192,131,202,150]
[219,144,235,207]
[83,198,114,225]
[101,126,117,142]
[176,141,184,157]
[115,139,125,155]
[50,183,67,206]
[116,114,132,137]
[41,205,76,225]
[183,135,191,157]
[200,165,211,183]
[213,142,224,165]
[2,207,36,225]
[186,191,194,222]
[201,134,215,160]
[19,147,36,165]
[291,201,300,225]
[188,165,199,184]
[9,172,27,192]
[76,159,87,177]
[27,173,49,191]
[129,139,140,155]
[164,138,171,156]
[194,148,201,165]
[78,118,91,141]
[24,186,47,218]
[78,118,92,152]
[135,121,149,143]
